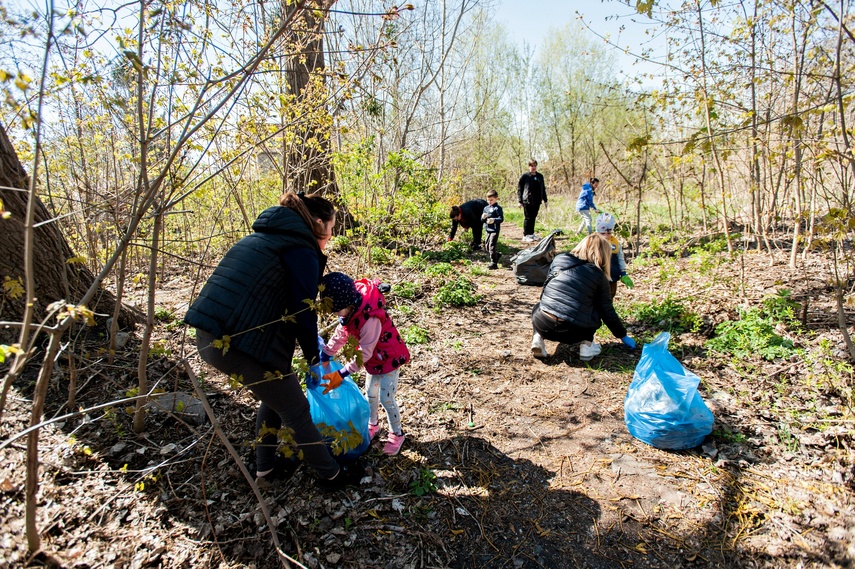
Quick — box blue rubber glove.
[321,369,350,395]
[621,336,637,350]
[305,371,320,390]
[319,349,331,363]
[620,275,634,289]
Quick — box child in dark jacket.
[481,190,504,269]
[319,272,411,455]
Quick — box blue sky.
[493,0,666,81]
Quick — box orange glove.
[320,369,349,395]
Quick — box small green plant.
[394,281,421,300]
[689,248,724,275]
[433,277,482,309]
[402,254,429,271]
[643,232,676,257]
[712,428,747,444]
[425,262,456,278]
[759,289,801,327]
[626,295,701,333]
[470,265,489,276]
[777,424,800,453]
[422,240,468,262]
[148,339,171,357]
[410,468,437,496]
[328,235,352,252]
[154,307,174,322]
[403,325,430,345]
[369,246,394,265]
[706,308,797,360]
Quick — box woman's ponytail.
[279,191,336,240]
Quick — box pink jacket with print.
[324,279,410,375]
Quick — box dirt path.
[396,222,709,567]
[3,219,852,569]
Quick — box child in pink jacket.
[319,272,411,455]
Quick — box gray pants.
[485,231,500,264]
[366,370,402,435]
[577,209,593,234]
[196,329,338,478]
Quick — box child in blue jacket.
[576,178,600,234]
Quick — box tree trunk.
[282,0,338,197]
[0,122,139,344]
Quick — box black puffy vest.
[539,253,627,338]
[184,206,325,361]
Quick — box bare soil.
[2,220,854,569]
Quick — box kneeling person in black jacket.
[449,198,488,250]
[531,234,636,360]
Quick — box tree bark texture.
[0,122,138,342]
[282,0,338,197]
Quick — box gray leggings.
[196,330,338,478]
[366,370,402,435]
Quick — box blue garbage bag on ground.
[307,348,370,459]
[624,332,714,450]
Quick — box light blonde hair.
[571,234,612,281]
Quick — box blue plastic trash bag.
[306,341,370,459]
[624,332,714,450]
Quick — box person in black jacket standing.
[448,198,489,250]
[530,233,636,361]
[184,191,364,489]
[518,159,547,242]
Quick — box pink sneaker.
[368,422,381,441]
[383,432,406,456]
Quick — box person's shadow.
[390,434,604,568]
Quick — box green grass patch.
[706,307,797,360]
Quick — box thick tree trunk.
[282,0,338,197]
[0,122,138,342]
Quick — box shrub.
[425,262,456,278]
[760,289,801,327]
[422,240,468,262]
[626,295,701,333]
[393,281,421,299]
[402,254,429,271]
[328,235,352,252]
[369,246,394,265]
[706,308,797,360]
[433,277,481,309]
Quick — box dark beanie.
[320,272,363,312]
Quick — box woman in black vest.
[530,234,636,361]
[184,192,363,488]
